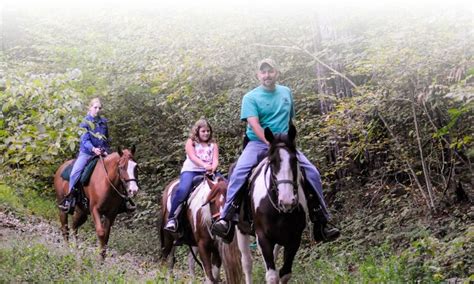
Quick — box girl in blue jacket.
[59,98,110,212]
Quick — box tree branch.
[251,42,358,89]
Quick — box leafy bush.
[0,71,84,181]
[0,182,56,220]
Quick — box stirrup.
[58,197,75,214]
[58,201,70,212]
[211,219,234,243]
[313,222,340,243]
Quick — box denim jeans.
[168,171,206,219]
[68,152,94,192]
[220,140,330,220]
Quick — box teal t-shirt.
[240,84,295,141]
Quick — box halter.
[100,154,137,200]
[264,142,299,213]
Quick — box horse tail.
[158,192,166,259]
[219,233,243,284]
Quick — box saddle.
[168,175,209,246]
[235,160,268,236]
[60,157,99,186]
[60,157,100,212]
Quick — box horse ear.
[131,145,136,155]
[117,146,123,156]
[264,127,274,144]
[288,123,297,144]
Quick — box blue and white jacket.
[78,114,110,155]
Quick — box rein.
[99,155,130,200]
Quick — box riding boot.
[311,207,340,242]
[211,201,239,243]
[305,187,340,242]
[164,217,178,233]
[59,187,77,213]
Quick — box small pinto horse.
[160,175,242,283]
[236,125,307,284]
[54,146,139,259]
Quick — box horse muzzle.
[278,197,298,213]
[124,179,139,197]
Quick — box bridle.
[264,142,299,213]
[100,154,137,200]
[203,176,226,221]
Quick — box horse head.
[202,176,228,221]
[117,145,139,197]
[264,124,299,212]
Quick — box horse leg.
[90,207,107,259]
[279,238,302,284]
[59,210,69,243]
[273,244,281,262]
[100,214,117,259]
[188,246,198,276]
[256,235,278,284]
[159,226,177,272]
[72,208,88,242]
[168,246,177,271]
[236,229,253,284]
[210,244,222,282]
[197,240,216,283]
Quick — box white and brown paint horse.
[160,175,242,284]
[236,125,307,284]
[54,146,139,259]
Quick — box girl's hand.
[204,164,213,173]
[92,147,102,156]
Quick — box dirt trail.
[0,211,62,247]
[0,210,165,281]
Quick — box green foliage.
[0,243,146,283]
[108,226,162,258]
[0,181,56,220]
[1,4,472,282]
[290,233,472,283]
[0,71,84,181]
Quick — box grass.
[0,181,57,221]
[0,242,139,283]
[1,175,472,283]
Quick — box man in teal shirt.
[212,58,340,242]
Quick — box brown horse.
[160,175,242,283]
[54,146,139,259]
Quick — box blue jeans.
[168,171,206,219]
[220,140,330,221]
[68,152,94,193]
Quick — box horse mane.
[102,149,135,167]
[188,182,213,227]
[104,152,120,162]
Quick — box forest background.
[0,0,472,282]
